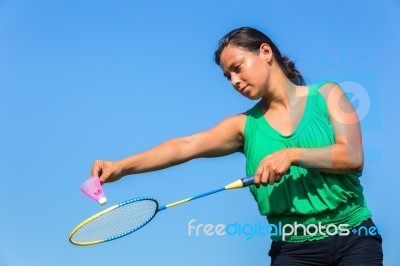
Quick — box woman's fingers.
[261,170,270,186]
[254,165,274,187]
[254,152,290,187]
[90,160,104,179]
[254,167,263,187]
[255,169,280,187]
[90,160,114,183]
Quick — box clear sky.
[1,0,399,265]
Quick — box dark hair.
[214,27,305,86]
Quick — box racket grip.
[241,176,254,187]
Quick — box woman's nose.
[230,74,241,89]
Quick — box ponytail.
[280,56,305,86]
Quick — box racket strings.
[71,199,157,244]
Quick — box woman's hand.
[90,160,124,184]
[254,149,294,187]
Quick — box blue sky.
[1,0,399,265]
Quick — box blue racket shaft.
[159,176,254,210]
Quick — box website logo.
[188,219,382,241]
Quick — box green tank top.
[243,81,372,242]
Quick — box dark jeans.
[269,219,383,266]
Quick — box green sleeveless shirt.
[243,81,372,242]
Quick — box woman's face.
[219,44,272,99]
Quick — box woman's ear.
[259,43,273,62]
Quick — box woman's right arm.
[90,114,246,183]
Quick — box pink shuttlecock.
[80,176,107,205]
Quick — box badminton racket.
[69,176,254,246]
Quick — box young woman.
[90,27,383,265]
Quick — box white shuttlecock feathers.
[80,176,107,205]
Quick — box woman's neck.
[261,70,297,111]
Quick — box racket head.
[69,197,158,246]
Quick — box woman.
[90,27,383,265]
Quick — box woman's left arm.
[254,82,363,187]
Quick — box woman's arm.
[254,82,364,186]
[90,114,246,183]
[290,82,364,171]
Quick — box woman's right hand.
[90,160,124,184]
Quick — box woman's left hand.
[254,149,294,187]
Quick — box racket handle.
[225,176,254,190]
[241,176,254,187]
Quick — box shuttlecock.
[80,176,107,205]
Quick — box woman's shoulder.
[309,80,341,96]
[243,102,262,118]
[218,112,247,132]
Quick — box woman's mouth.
[239,85,249,94]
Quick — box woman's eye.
[234,65,241,72]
